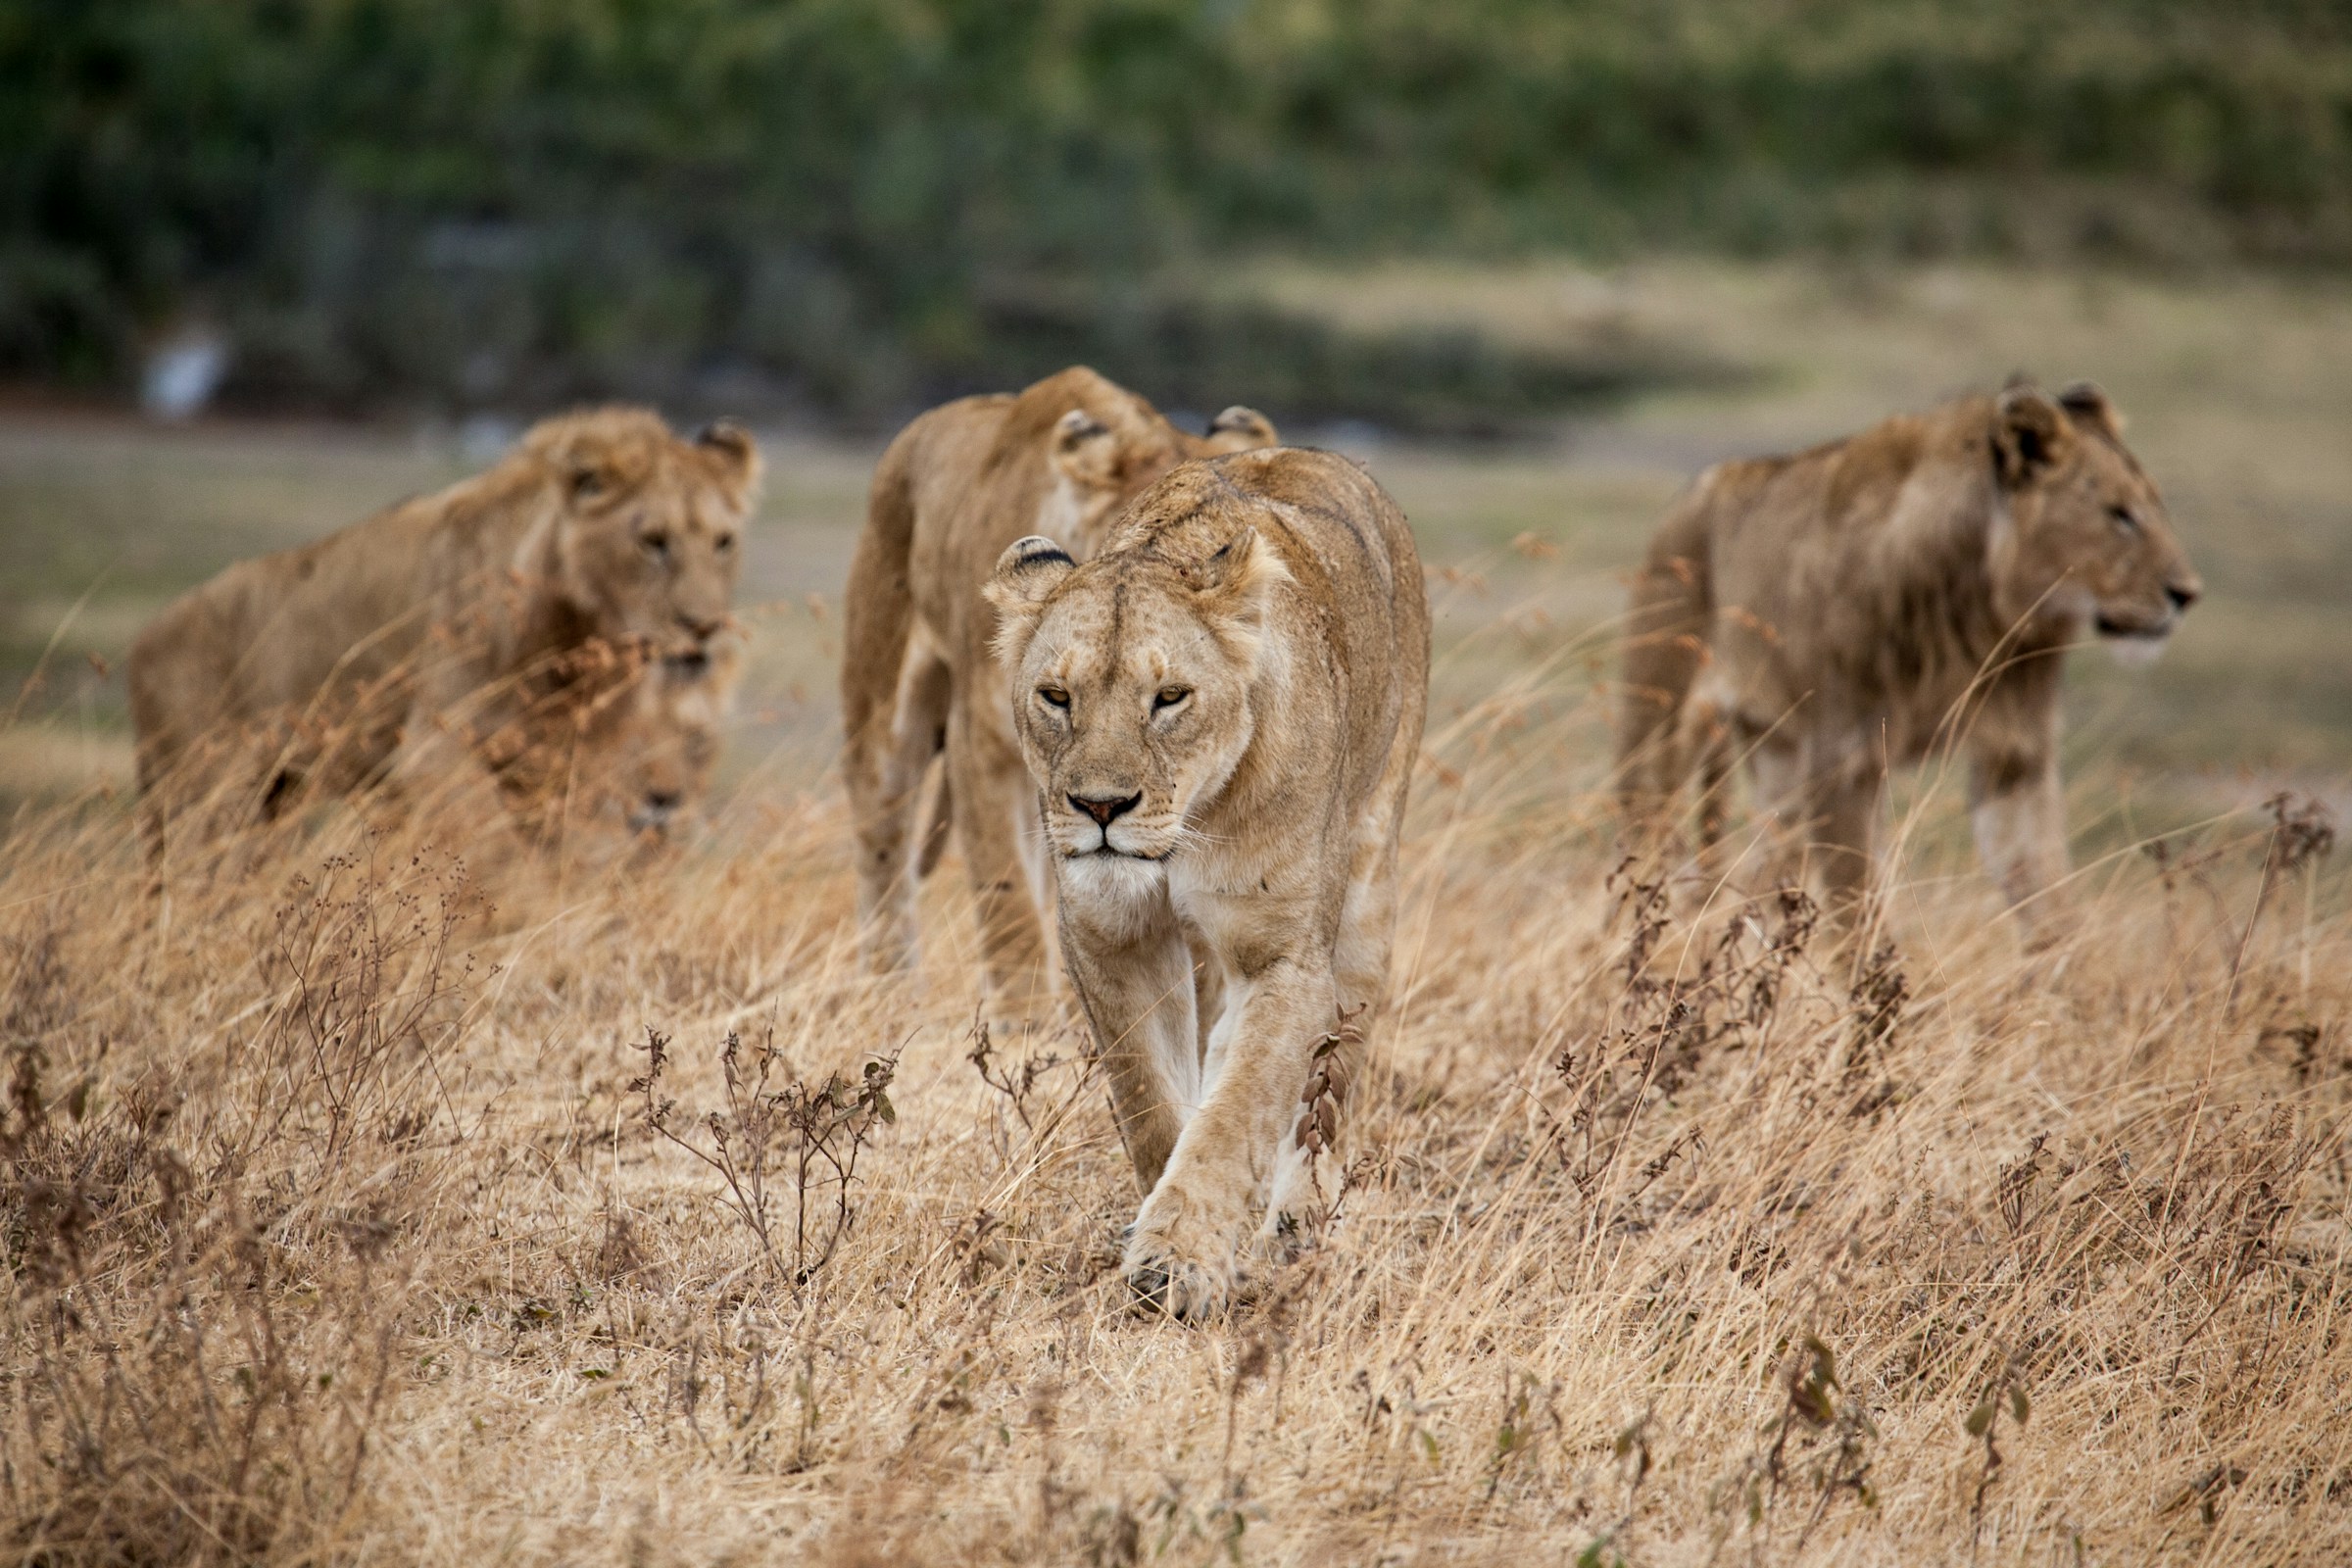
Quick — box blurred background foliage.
[6,0,2352,428]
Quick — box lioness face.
[987,529,1284,878]
[538,415,761,654]
[1991,383,2201,658]
[572,643,733,837]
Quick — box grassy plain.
[2,262,2348,1563]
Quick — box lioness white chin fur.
[987,447,1430,1319]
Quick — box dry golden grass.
[3,617,2345,1564]
[4,258,2349,1562]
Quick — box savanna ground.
[2,261,2348,1564]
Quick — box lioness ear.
[1181,525,1291,658]
[696,418,764,509]
[1051,409,1119,488]
[985,536,1077,662]
[2056,380,2124,440]
[1203,405,1278,454]
[1992,384,2074,489]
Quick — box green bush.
[4,0,2349,422]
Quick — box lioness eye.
[714,531,736,554]
[641,530,671,561]
[2108,506,2140,536]
[1038,686,1069,710]
[1153,686,1192,710]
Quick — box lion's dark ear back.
[1204,405,1278,453]
[1992,385,2074,489]
[984,536,1078,662]
[987,536,1077,608]
[696,418,763,506]
[2056,380,2125,440]
[1054,409,1110,454]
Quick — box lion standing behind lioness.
[129,407,759,858]
[841,368,1275,1023]
[1617,380,2200,931]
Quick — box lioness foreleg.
[1968,741,2066,933]
[1060,889,1199,1196]
[1805,760,1886,950]
[1125,953,1335,1320]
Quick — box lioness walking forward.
[1617,379,2199,931]
[841,368,1275,1024]
[987,448,1430,1317]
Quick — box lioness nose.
[1070,792,1141,827]
[2166,580,2201,612]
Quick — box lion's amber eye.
[713,531,736,554]
[641,530,672,562]
[1153,686,1192,710]
[2108,506,2141,537]
[1038,686,1070,710]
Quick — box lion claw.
[1121,1231,1235,1321]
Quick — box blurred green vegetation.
[7,0,2352,424]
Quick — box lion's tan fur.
[840,368,1275,1019]
[1617,381,2201,928]
[492,639,742,844]
[128,406,759,858]
[986,448,1430,1318]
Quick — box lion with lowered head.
[129,407,759,858]
[490,637,742,846]
[988,447,1430,1318]
[841,367,1276,1023]
[1617,379,2200,931]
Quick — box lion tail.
[842,421,926,755]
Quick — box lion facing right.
[1617,379,2201,932]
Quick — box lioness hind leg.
[848,637,951,974]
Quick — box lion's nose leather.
[1070,792,1141,827]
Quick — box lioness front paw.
[1123,1191,1246,1321]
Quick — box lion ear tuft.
[1051,409,1119,487]
[1992,384,2074,489]
[985,536,1077,662]
[1182,525,1291,656]
[2056,380,2124,440]
[1203,406,1278,454]
[695,418,764,509]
